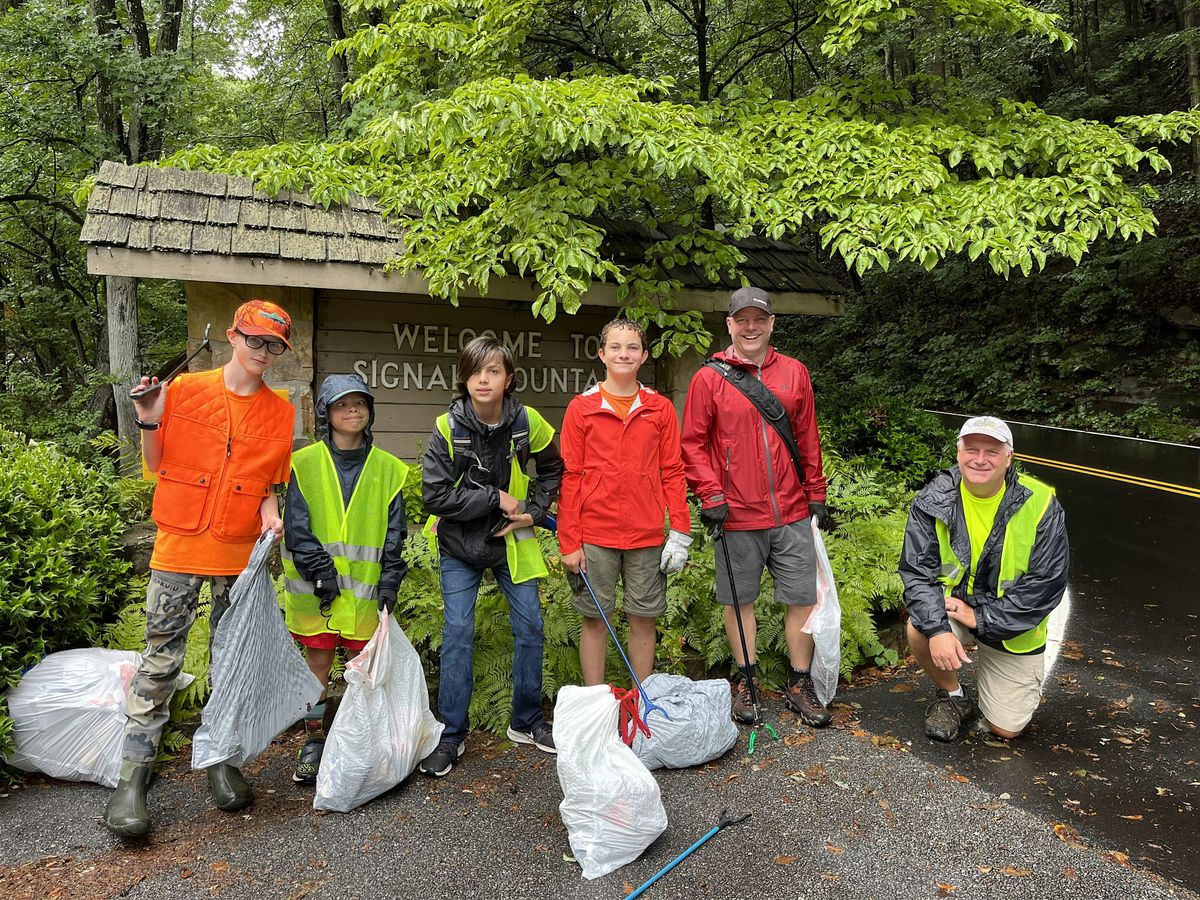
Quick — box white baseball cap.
[958,416,1013,449]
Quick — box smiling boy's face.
[328,393,370,437]
[598,326,648,377]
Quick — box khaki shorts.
[951,620,1045,733]
[568,544,666,619]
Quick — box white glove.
[659,530,693,574]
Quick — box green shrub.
[0,428,134,761]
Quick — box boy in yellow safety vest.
[282,373,409,784]
[419,336,564,778]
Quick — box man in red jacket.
[558,318,692,685]
[681,287,831,727]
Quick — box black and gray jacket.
[283,374,408,593]
[422,394,563,569]
[899,464,1069,653]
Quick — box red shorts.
[291,631,369,652]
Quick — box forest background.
[1,0,1199,756]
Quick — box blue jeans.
[437,555,546,744]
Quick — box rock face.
[121,521,157,575]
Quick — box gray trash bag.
[192,534,323,769]
[631,673,738,771]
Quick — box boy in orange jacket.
[558,318,692,685]
[105,300,295,839]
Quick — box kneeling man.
[900,416,1069,741]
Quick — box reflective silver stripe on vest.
[284,575,378,602]
[281,542,384,565]
[940,563,962,580]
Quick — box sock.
[788,666,810,686]
[305,700,327,738]
[738,661,756,683]
[947,686,964,698]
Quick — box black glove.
[700,503,729,538]
[378,588,398,615]
[313,573,338,616]
[808,501,830,529]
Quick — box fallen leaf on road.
[623,882,634,896]
[775,855,797,865]
[1060,640,1084,660]
[889,684,914,693]
[1000,866,1031,877]
[180,868,194,879]
[849,729,869,738]
[1120,815,1143,821]
[872,734,902,749]
[1104,850,1130,866]
[946,772,970,783]
[936,883,957,895]
[805,764,827,779]
[969,801,1003,810]
[976,867,992,874]
[210,861,229,875]
[1063,867,1079,879]
[821,873,841,880]
[825,843,845,855]
[1053,823,1088,850]
[784,732,816,747]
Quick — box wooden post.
[106,274,140,473]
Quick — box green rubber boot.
[105,760,153,838]
[207,763,254,811]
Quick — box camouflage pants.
[121,569,235,763]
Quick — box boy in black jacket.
[420,336,563,777]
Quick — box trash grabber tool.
[130,323,212,398]
[576,569,670,723]
[627,809,752,899]
[716,532,778,751]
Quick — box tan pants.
[951,620,1045,733]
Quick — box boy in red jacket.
[558,318,692,684]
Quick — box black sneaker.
[293,737,324,784]
[784,672,831,727]
[507,722,556,754]
[925,688,977,742]
[419,740,465,777]
[731,677,761,725]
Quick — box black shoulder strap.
[704,358,806,479]
[447,411,474,485]
[511,405,531,470]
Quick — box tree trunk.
[1184,1,1200,192]
[106,275,141,471]
[322,0,352,121]
[90,0,128,160]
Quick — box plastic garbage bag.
[314,612,443,812]
[631,673,738,771]
[555,684,667,880]
[192,534,323,769]
[3,648,193,787]
[802,517,842,706]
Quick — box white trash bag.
[556,684,667,880]
[631,673,738,771]
[3,648,192,787]
[314,612,443,812]
[192,534,323,769]
[802,517,842,707]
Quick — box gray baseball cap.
[728,286,774,316]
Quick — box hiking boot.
[419,740,464,777]
[925,688,977,742]
[207,763,254,811]
[785,672,831,727]
[293,737,325,784]
[105,760,153,839]
[731,676,762,725]
[507,722,556,754]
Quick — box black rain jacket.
[422,394,563,569]
[283,374,408,593]
[899,464,1069,653]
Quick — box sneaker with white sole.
[506,722,556,753]
[419,740,465,777]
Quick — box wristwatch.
[135,418,161,431]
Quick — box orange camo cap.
[232,299,292,349]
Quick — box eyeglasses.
[235,330,287,355]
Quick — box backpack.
[445,405,531,486]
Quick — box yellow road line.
[1015,453,1200,499]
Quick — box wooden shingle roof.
[81,161,846,297]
